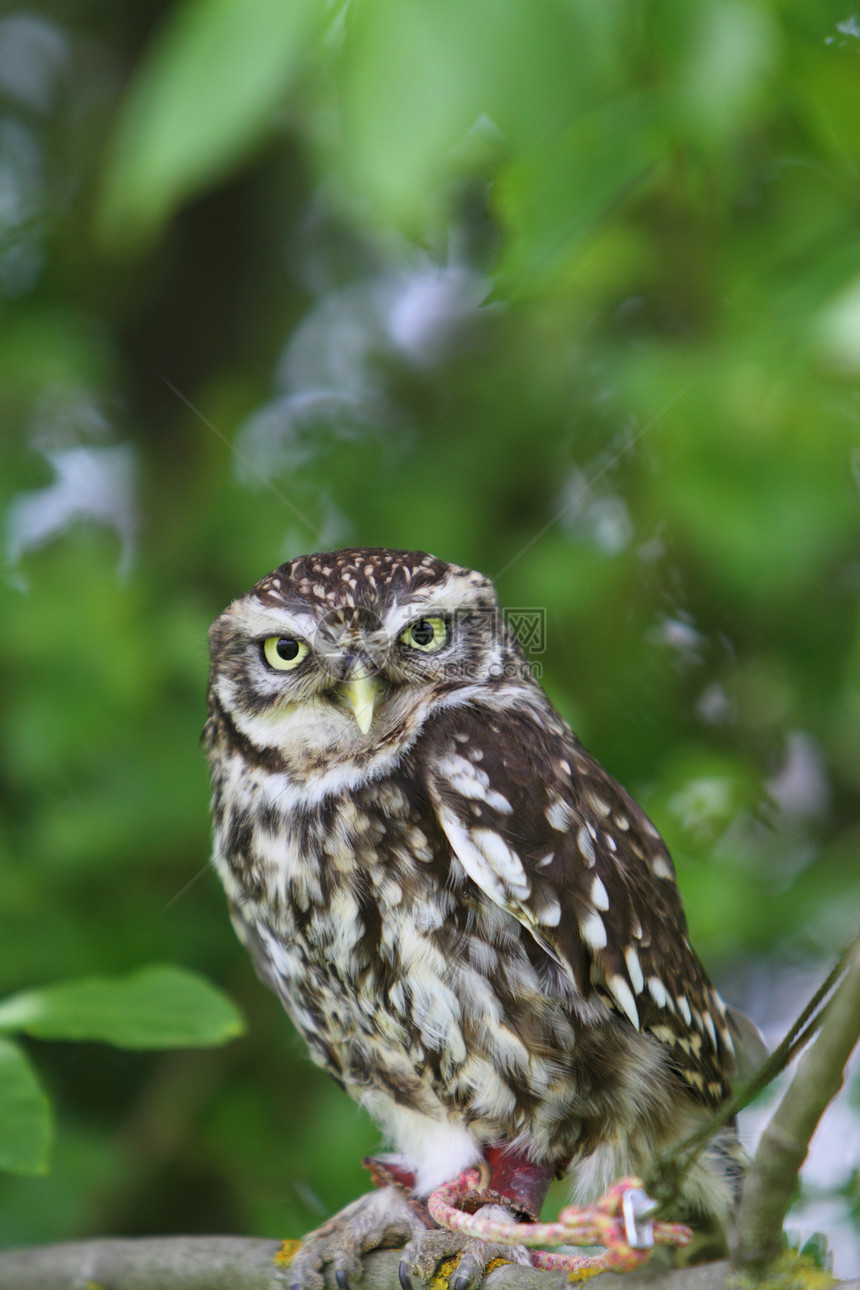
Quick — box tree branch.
[0,1240,726,1290]
[0,1239,856,1290]
[732,942,860,1275]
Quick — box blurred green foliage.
[0,0,858,1260]
[0,967,244,1175]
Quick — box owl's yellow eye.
[263,637,309,671]
[400,617,448,653]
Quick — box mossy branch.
[0,1243,857,1290]
[0,1241,726,1290]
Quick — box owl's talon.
[285,1188,429,1290]
[398,1259,414,1290]
[399,1202,530,1290]
[400,1230,467,1280]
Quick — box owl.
[205,547,742,1289]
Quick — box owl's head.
[207,548,526,776]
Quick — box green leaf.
[0,1037,52,1175]
[99,0,319,249]
[0,966,245,1050]
[339,0,486,228]
[673,0,777,144]
[339,0,615,229]
[496,97,662,294]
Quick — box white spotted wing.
[424,699,736,1106]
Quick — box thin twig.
[732,942,860,1275]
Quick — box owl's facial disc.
[211,556,507,763]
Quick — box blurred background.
[1,0,859,1273]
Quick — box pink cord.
[427,1171,692,1280]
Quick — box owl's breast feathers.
[207,689,736,1166]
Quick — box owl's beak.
[339,670,382,734]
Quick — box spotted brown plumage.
[205,547,742,1289]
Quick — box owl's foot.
[286,1187,431,1290]
[399,1205,532,1290]
[398,1148,554,1289]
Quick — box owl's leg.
[286,1187,431,1290]
[480,1147,556,1220]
